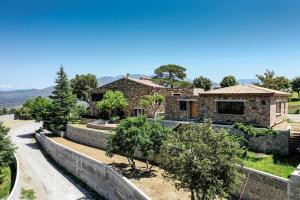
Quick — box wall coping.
[7,154,20,200]
[240,165,289,183]
[37,132,151,200]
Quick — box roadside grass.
[289,92,300,114]
[0,167,12,199]
[243,152,300,179]
[20,188,36,200]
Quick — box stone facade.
[89,77,199,118]
[165,93,289,127]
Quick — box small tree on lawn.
[48,66,77,131]
[291,77,300,98]
[139,121,170,170]
[220,75,238,87]
[96,90,128,121]
[106,117,145,170]
[139,94,165,118]
[29,96,52,123]
[70,74,98,103]
[162,120,243,200]
[0,122,15,170]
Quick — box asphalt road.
[0,115,94,200]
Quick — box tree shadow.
[17,132,35,139]
[273,154,300,167]
[109,162,157,180]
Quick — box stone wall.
[35,132,150,200]
[7,155,20,200]
[166,94,289,127]
[270,96,289,126]
[234,166,289,200]
[66,124,110,150]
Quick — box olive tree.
[220,76,238,87]
[193,76,212,91]
[96,90,128,121]
[162,120,243,200]
[139,94,165,118]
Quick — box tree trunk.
[191,190,195,200]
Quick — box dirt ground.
[51,136,191,200]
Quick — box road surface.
[0,115,94,200]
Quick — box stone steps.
[289,134,300,154]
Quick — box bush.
[106,117,170,171]
[233,122,278,137]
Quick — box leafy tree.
[193,76,212,91]
[70,74,98,103]
[255,70,290,91]
[153,64,188,88]
[96,90,128,120]
[14,99,35,120]
[48,66,77,131]
[162,120,243,200]
[220,75,238,87]
[29,96,52,123]
[139,121,170,170]
[139,94,165,118]
[0,122,15,169]
[106,117,145,170]
[291,77,300,98]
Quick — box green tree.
[15,99,35,120]
[96,90,128,120]
[291,77,300,98]
[255,70,290,91]
[139,94,165,118]
[139,121,170,170]
[70,74,98,103]
[29,96,52,123]
[220,75,238,87]
[153,64,188,88]
[162,120,243,200]
[48,66,77,131]
[193,76,212,91]
[0,122,15,169]
[106,117,145,170]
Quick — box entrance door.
[190,102,198,119]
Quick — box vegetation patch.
[0,167,12,199]
[234,122,278,137]
[20,188,36,200]
[243,152,299,178]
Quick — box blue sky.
[0,0,300,90]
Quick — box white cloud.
[0,84,24,91]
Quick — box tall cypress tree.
[48,66,76,131]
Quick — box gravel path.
[0,116,94,200]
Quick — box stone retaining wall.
[35,132,150,200]
[7,154,20,200]
[235,166,289,200]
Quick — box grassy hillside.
[289,92,300,114]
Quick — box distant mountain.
[0,77,261,108]
[238,79,260,85]
[0,87,53,108]
[98,74,149,86]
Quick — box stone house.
[89,76,202,118]
[165,84,290,127]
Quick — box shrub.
[162,120,243,200]
[233,122,278,137]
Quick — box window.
[179,101,187,111]
[217,101,244,115]
[276,101,282,114]
[261,100,266,105]
[132,109,144,117]
[172,93,182,96]
[91,93,103,101]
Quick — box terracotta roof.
[201,84,291,96]
[127,77,165,88]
